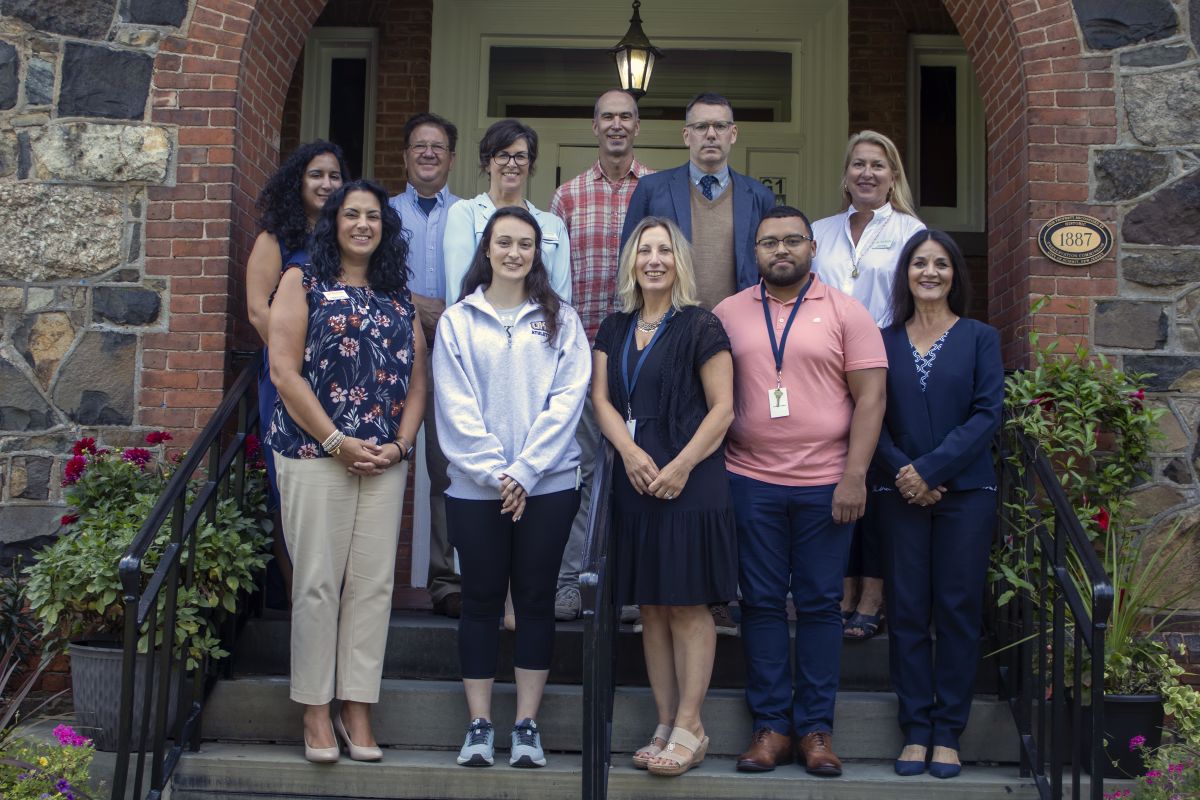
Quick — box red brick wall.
[279,0,433,194]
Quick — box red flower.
[1092,506,1110,532]
[1128,389,1145,410]
[121,447,153,468]
[60,513,79,526]
[145,430,173,445]
[72,437,97,456]
[62,455,88,486]
[245,433,261,460]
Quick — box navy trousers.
[878,488,996,750]
[729,473,852,737]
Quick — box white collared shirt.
[811,203,925,326]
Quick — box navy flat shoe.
[894,759,926,776]
[929,761,961,779]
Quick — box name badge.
[870,239,894,250]
[768,387,790,418]
[322,289,350,301]
[626,419,637,439]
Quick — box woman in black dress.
[593,216,736,776]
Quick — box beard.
[761,258,810,287]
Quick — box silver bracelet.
[321,430,346,455]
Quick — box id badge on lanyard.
[620,310,675,439]
[761,278,811,418]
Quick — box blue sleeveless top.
[266,265,416,459]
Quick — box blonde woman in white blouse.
[811,130,924,640]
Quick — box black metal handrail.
[994,422,1114,800]
[111,355,264,800]
[579,442,616,800]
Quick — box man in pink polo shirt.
[713,205,886,777]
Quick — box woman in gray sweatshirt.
[433,206,590,769]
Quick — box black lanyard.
[620,309,675,420]
[760,277,811,386]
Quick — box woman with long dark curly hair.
[247,140,347,595]
[434,206,589,769]
[267,179,426,764]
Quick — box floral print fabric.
[267,266,415,459]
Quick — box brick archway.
[140,0,1114,437]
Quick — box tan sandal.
[631,723,672,769]
[647,726,709,776]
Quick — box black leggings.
[446,488,580,679]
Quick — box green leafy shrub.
[24,434,271,670]
[0,724,95,800]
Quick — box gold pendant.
[850,267,860,279]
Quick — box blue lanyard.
[619,309,675,420]
[760,277,811,385]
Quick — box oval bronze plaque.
[1038,214,1113,267]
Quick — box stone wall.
[1079,0,1200,599]
[0,1,185,553]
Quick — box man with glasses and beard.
[713,206,886,776]
[389,112,462,618]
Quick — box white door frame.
[430,0,849,219]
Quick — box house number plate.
[1037,214,1113,267]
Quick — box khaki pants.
[275,453,408,705]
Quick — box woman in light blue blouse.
[442,119,571,305]
[268,179,426,764]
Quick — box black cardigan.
[594,305,731,457]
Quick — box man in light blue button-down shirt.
[389,112,463,618]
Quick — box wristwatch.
[394,437,415,462]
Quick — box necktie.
[699,174,718,201]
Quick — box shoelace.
[808,732,831,751]
[513,722,539,748]
[467,721,492,746]
[752,728,775,744]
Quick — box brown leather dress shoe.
[736,728,793,772]
[797,731,843,776]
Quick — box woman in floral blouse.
[267,179,426,764]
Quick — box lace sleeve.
[692,308,732,368]
[594,312,626,355]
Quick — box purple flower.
[1129,734,1146,751]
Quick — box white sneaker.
[457,718,494,766]
[554,584,581,620]
[510,718,546,768]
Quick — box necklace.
[636,309,668,333]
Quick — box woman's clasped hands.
[339,437,404,476]
[895,464,946,507]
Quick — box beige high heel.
[631,723,673,769]
[334,712,383,762]
[303,718,340,764]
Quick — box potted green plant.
[996,319,1199,777]
[23,433,271,751]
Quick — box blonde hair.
[839,130,918,217]
[616,217,700,314]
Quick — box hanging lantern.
[610,0,662,100]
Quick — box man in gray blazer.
[620,91,776,310]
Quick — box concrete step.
[232,610,999,693]
[202,677,1019,764]
[172,743,1051,800]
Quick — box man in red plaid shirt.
[549,89,653,619]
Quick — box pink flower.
[72,437,97,456]
[297,443,319,459]
[122,447,153,467]
[1129,734,1146,751]
[60,513,79,526]
[52,724,91,747]
[62,455,88,486]
[145,430,173,445]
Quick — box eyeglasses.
[408,142,450,156]
[492,151,531,166]
[685,121,735,134]
[755,235,814,251]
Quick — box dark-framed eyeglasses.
[755,235,814,251]
[408,142,450,156]
[492,151,531,166]
[685,121,735,135]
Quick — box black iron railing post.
[580,443,615,800]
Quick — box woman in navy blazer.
[872,229,1003,779]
